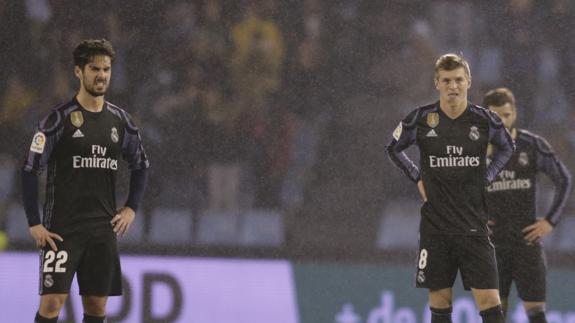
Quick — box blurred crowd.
[1,0,574,249]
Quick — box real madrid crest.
[469,126,480,141]
[111,127,119,143]
[70,111,84,128]
[427,113,439,128]
[44,274,54,288]
[518,152,529,166]
[417,270,426,283]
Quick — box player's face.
[435,67,471,106]
[75,55,112,97]
[489,103,516,130]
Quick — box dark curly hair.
[73,39,115,69]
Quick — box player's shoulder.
[517,129,554,155]
[38,99,79,133]
[468,104,504,128]
[105,101,140,132]
[401,103,438,128]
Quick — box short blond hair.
[434,53,471,80]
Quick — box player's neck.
[439,99,467,119]
[76,91,105,113]
[510,127,517,139]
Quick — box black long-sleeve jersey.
[486,129,571,245]
[386,102,514,236]
[23,98,149,235]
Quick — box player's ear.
[467,76,472,89]
[74,66,82,79]
[434,76,439,89]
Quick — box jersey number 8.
[43,250,68,273]
[418,249,428,269]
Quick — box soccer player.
[386,53,514,323]
[21,39,149,323]
[483,88,571,323]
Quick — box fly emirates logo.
[73,145,118,170]
[429,145,480,168]
[487,169,531,192]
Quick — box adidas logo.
[426,129,438,137]
[72,129,84,138]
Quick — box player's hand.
[29,224,63,252]
[417,180,428,202]
[111,207,135,236]
[522,219,553,243]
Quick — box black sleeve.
[120,111,150,170]
[386,109,420,183]
[124,167,149,212]
[486,112,515,183]
[21,170,41,226]
[535,137,572,226]
[21,110,63,226]
[22,111,63,175]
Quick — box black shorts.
[496,243,546,302]
[415,234,499,290]
[38,229,122,296]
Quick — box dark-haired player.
[387,54,514,323]
[484,87,571,323]
[22,39,149,323]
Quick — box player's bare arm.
[29,224,63,251]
